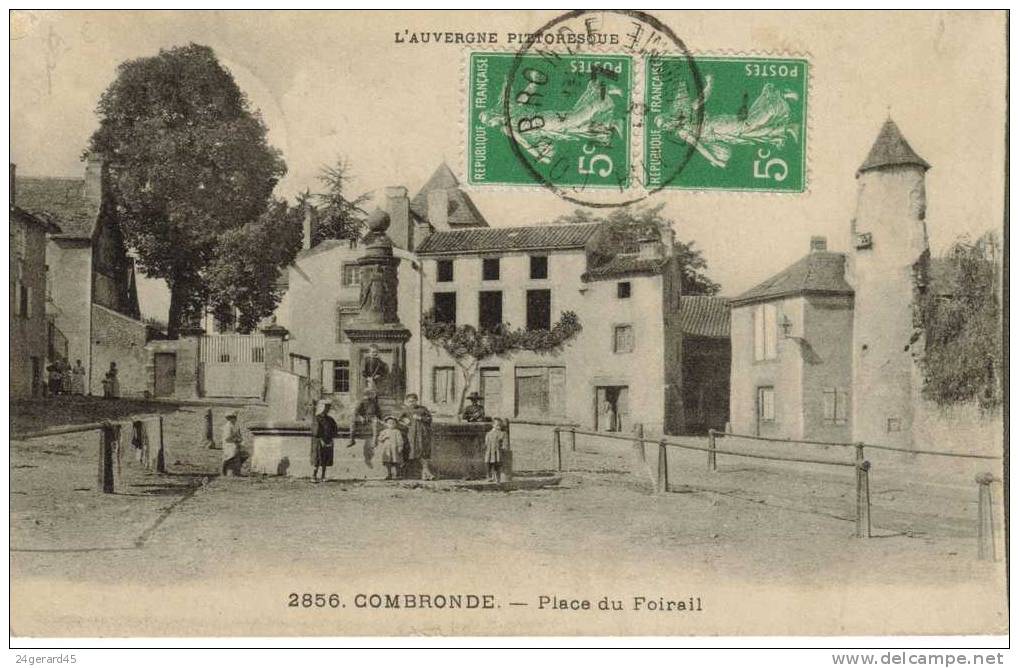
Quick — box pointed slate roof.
[730,251,853,306]
[15,177,99,238]
[857,118,930,175]
[409,162,489,228]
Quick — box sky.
[9,10,1007,321]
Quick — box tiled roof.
[410,163,489,228]
[731,251,853,306]
[581,254,669,281]
[11,205,62,233]
[857,118,930,175]
[677,295,730,338]
[15,177,99,238]
[416,222,601,255]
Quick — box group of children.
[227,391,511,483]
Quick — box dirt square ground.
[9,401,1007,637]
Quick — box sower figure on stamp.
[399,392,434,480]
[221,411,247,476]
[311,399,338,482]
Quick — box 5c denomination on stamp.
[645,55,809,193]
[468,51,633,190]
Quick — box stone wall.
[144,336,201,400]
[91,303,148,397]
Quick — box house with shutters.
[15,154,147,396]
[272,162,489,416]
[415,221,689,436]
[10,165,62,397]
[727,118,975,449]
[273,161,724,435]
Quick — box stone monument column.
[343,209,412,415]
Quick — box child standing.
[377,415,406,480]
[484,418,508,482]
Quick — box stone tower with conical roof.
[849,118,930,447]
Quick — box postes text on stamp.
[644,55,808,193]
[468,52,632,191]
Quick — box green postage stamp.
[468,52,633,190]
[466,52,808,194]
[644,55,809,193]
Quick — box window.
[336,305,357,342]
[334,360,351,393]
[433,292,457,325]
[321,360,350,394]
[18,283,31,319]
[526,289,551,331]
[617,282,631,299]
[433,367,456,405]
[822,388,849,425]
[515,366,566,417]
[613,324,634,353]
[757,386,775,422]
[753,303,778,361]
[887,417,902,433]
[530,255,548,279]
[482,257,500,281]
[341,263,361,287]
[437,259,454,282]
[479,291,503,332]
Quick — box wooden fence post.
[553,428,562,473]
[854,442,865,466]
[977,473,999,561]
[156,415,167,474]
[98,422,116,494]
[633,423,646,464]
[855,460,871,538]
[656,438,669,494]
[707,429,717,472]
[569,427,576,452]
[205,408,217,449]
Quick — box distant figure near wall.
[221,411,248,476]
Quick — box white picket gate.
[200,334,267,398]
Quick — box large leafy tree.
[555,204,721,295]
[88,43,287,337]
[203,199,303,333]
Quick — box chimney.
[637,234,664,260]
[302,205,313,251]
[9,163,15,207]
[413,218,433,252]
[385,186,410,250]
[427,189,449,229]
[810,236,828,253]
[84,152,106,208]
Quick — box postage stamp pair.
[467,52,809,195]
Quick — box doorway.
[595,385,629,432]
[154,352,177,397]
[480,367,502,418]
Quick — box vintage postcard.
[8,10,1008,641]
